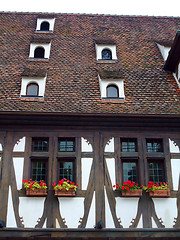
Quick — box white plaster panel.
[95,44,117,60]
[29,42,51,59]
[169,139,180,153]
[42,219,47,228]
[81,158,93,190]
[20,76,47,97]
[105,158,116,187]
[13,157,24,190]
[7,186,17,227]
[105,138,114,152]
[105,187,115,228]
[152,217,157,228]
[137,215,143,228]
[116,197,139,228]
[19,197,45,227]
[157,43,170,61]
[36,18,55,31]
[59,197,84,228]
[56,219,60,228]
[171,159,180,190]
[86,191,95,228]
[13,137,26,152]
[98,75,125,99]
[0,143,2,151]
[153,198,177,228]
[81,137,92,152]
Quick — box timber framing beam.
[0,228,180,239]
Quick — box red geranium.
[113,180,142,192]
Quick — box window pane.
[32,138,49,152]
[27,84,38,96]
[58,138,75,152]
[149,162,164,183]
[121,139,137,152]
[102,49,112,60]
[34,47,45,58]
[59,161,73,181]
[123,162,137,182]
[146,139,163,152]
[32,160,46,182]
[107,85,118,98]
[40,21,50,31]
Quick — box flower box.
[54,189,76,196]
[122,189,142,197]
[149,190,170,197]
[26,189,47,196]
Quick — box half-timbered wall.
[0,130,179,229]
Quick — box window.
[121,138,137,152]
[31,159,47,182]
[59,159,74,181]
[40,21,50,31]
[102,49,112,60]
[107,84,119,98]
[146,139,163,152]
[58,138,75,152]
[123,161,137,182]
[148,160,165,183]
[32,138,49,152]
[26,83,39,96]
[34,47,45,58]
[36,18,55,32]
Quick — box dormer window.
[98,71,125,100]
[40,21,50,31]
[95,39,117,61]
[26,83,39,96]
[102,49,112,60]
[107,84,119,98]
[29,42,51,59]
[34,47,45,58]
[36,18,55,32]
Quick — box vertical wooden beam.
[137,138,145,185]
[0,132,15,225]
[115,137,121,185]
[94,132,105,228]
[164,138,173,188]
[76,137,81,189]
[23,136,31,181]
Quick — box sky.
[0,0,180,17]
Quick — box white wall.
[59,197,84,228]
[86,191,96,228]
[81,137,93,152]
[36,18,55,31]
[20,76,47,97]
[105,187,115,228]
[13,137,26,152]
[105,138,114,152]
[106,158,116,187]
[157,43,170,61]
[19,197,45,228]
[13,157,24,190]
[7,186,17,227]
[95,44,117,60]
[29,43,51,59]
[81,158,93,190]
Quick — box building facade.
[0,12,180,239]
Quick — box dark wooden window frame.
[147,157,166,183]
[57,157,76,182]
[121,138,138,152]
[122,158,139,183]
[31,157,48,182]
[146,138,163,153]
[32,137,49,152]
[101,48,112,60]
[26,83,39,97]
[58,137,75,152]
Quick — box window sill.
[101,98,125,103]
[28,58,49,61]
[97,59,118,63]
[20,96,44,102]
[35,30,53,33]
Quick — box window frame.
[34,46,45,59]
[122,158,139,183]
[106,84,119,98]
[57,157,76,182]
[26,83,39,97]
[31,158,48,182]
[147,158,165,183]
[121,138,138,152]
[101,48,112,60]
[40,21,50,31]
[58,138,75,152]
[32,137,49,152]
[146,138,163,153]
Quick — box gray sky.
[0,0,180,17]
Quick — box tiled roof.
[0,12,180,115]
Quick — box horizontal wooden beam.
[0,228,180,239]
